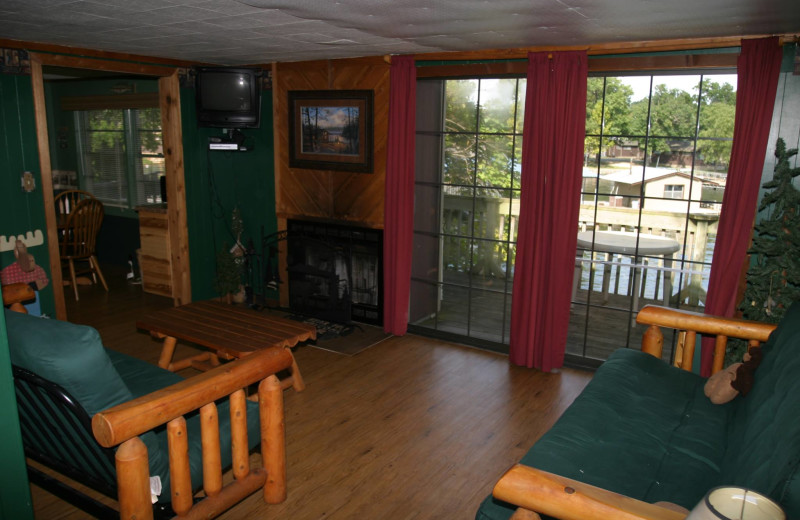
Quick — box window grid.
[411,78,525,349]
[76,108,164,212]
[575,72,736,363]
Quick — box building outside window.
[75,107,164,212]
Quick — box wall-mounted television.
[195,67,261,128]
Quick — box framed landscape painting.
[288,90,373,173]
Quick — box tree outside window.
[76,107,164,211]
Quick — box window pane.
[600,77,636,137]
[512,137,522,190]
[648,75,700,138]
[476,134,514,188]
[80,110,127,208]
[514,79,527,135]
[444,79,478,133]
[135,108,164,204]
[443,133,475,185]
[478,78,518,133]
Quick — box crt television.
[195,67,261,128]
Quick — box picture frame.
[288,90,373,173]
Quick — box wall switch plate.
[21,171,36,192]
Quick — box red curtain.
[509,51,588,371]
[700,37,783,375]
[383,56,416,335]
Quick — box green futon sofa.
[477,303,800,520]
[5,302,292,519]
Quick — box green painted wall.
[0,302,34,520]
[181,89,277,301]
[1,73,55,317]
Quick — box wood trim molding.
[29,56,67,321]
[159,72,192,306]
[31,51,175,77]
[1,38,202,69]
[414,33,799,63]
[416,52,739,78]
[60,92,160,111]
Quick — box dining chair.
[59,197,108,300]
[54,189,96,225]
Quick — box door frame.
[29,53,191,319]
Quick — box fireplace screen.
[287,220,382,326]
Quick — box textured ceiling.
[1,0,799,65]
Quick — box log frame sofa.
[479,304,800,520]
[3,282,292,519]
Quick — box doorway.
[29,53,190,320]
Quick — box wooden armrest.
[493,464,687,520]
[93,346,294,519]
[2,282,36,313]
[636,305,777,374]
[92,346,293,447]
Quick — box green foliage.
[443,78,523,189]
[213,243,242,297]
[585,77,634,159]
[740,138,800,323]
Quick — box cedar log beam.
[636,305,776,373]
[92,346,293,447]
[493,464,687,520]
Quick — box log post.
[260,375,286,504]
[200,403,222,497]
[712,335,728,375]
[168,417,193,515]
[116,437,153,520]
[641,324,663,359]
[680,331,697,372]
[230,389,250,481]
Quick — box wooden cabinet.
[137,205,173,298]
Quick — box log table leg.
[155,332,221,372]
[156,333,177,370]
[279,351,305,392]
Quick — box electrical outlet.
[21,171,36,192]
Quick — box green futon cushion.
[477,348,731,520]
[720,301,800,519]
[5,309,132,416]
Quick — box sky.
[301,106,359,130]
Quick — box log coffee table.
[137,300,316,391]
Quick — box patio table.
[574,230,680,310]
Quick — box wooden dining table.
[137,300,317,391]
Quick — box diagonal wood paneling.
[273,56,390,229]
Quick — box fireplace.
[287,220,383,326]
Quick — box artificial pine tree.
[740,138,800,323]
[214,207,247,302]
[214,242,241,302]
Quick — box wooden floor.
[30,266,594,520]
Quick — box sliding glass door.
[410,71,737,365]
[409,78,525,350]
[571,72,737,364]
